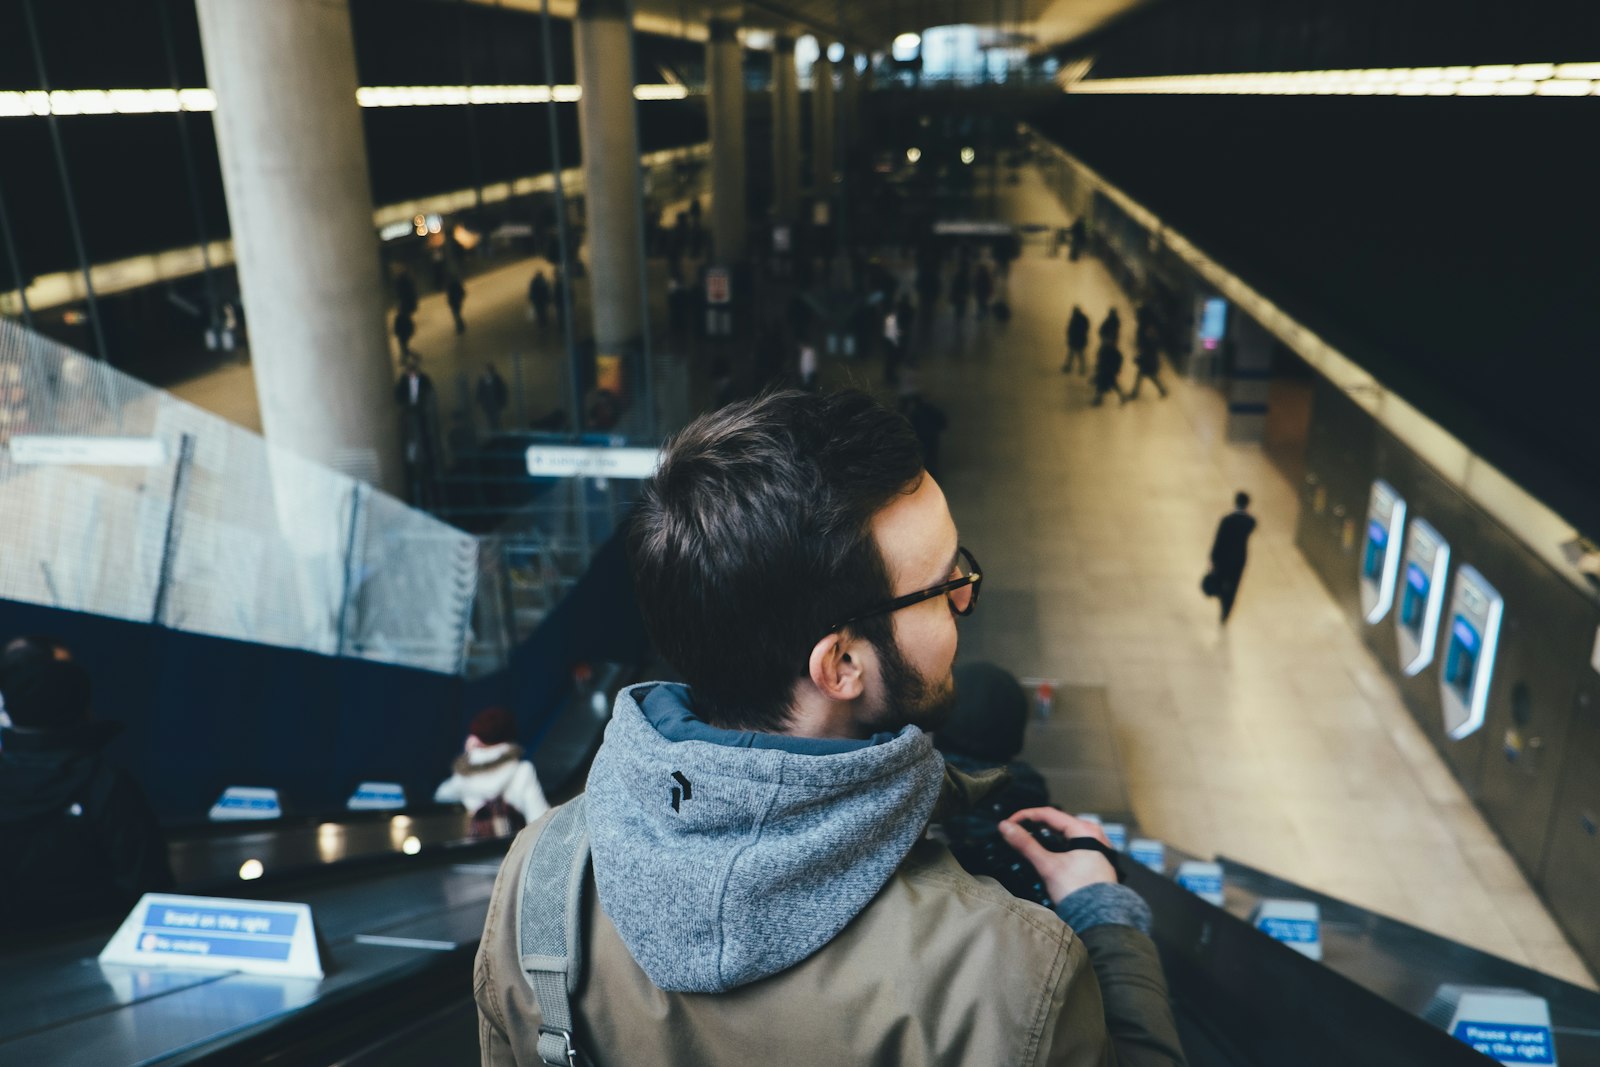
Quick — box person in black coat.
[1209,491,1258,622]
[393,308,416,359]
[0,649,173,933]
[1098,307,1121,345]
[528,271,552,328]
[446,276,468,334]
[394,268,419,317]
[476,363,510,434]
[1063,305,1090,375]
[1128,322,1169,399]
[396,361,440,506]
[1092,341,1127,406]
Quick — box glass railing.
[0,317,477,675]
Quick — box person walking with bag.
[1207,491,1257,623]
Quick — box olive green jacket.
[474,808,1186,1066]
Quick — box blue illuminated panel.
[1439,564,1503,740]
[1395,518,1449,676]
[1360,480,1406,624]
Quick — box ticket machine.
[1439,565,1503,740]
[1394,518,1450,676]
[1359,480,1407,624]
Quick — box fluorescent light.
[0,83,688,118]
[1065,60,1600,98]
[634,84,689,100]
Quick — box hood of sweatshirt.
[585,682,947,993]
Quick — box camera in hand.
[944,819,1069,909]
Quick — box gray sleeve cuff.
[1055,882,1153,935]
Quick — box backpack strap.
[516,794,592,1067]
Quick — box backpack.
[517,796,596,1066]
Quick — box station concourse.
[157,156,1596,990]
[5,0,1600,1063]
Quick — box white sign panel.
[9,435,167,467]
[100,894,323,979]
[1252,898,1323,960]
[209,786,283,822]
[525,446,661,480]
[1176,860,1225,906]
[346,781,406,811]
[1128,839,1165,873]
[1434,986,1557,1066]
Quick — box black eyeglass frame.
[827,546,982,636]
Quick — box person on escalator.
[433,706,549,838]
[0,651,173,932]
[934,662,1055,901]
[474,389,1186,1066]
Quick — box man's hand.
[999,807,1118,902]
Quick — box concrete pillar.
[575,0,645,351]
[194,0,400,493]
[771,36,800,222]
[706,17,747,262]
[811,46,836,195]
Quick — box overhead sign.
[932,220,1015,237]
[100,894,323,979]
[8,435,167,467]
[525,445,661,480]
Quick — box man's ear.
[807,631,870,703]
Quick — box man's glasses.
[827,547,982,636]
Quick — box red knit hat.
[468,706,517,746]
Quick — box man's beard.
[862,634,956,734]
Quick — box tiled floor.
[898,164,1596,989]
[170,191,708,439]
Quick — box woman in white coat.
[433,706,549,837]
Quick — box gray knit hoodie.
[585,682,947,994]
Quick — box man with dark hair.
[0,650,173,932]
[1209,490,1258,623]
[475,389,1185,1065]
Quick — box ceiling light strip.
[0,84,690,118]
[1066,62,1600,97]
